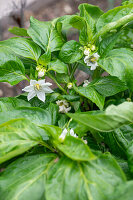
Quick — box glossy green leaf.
[78,4,94,39]
[27,17,64,52]
[110,181,133,200]
[0,103,58,126]
[67,102,133,132]
[8,27,29,37]
[59,40,83,63]
[73,84,105,110]
[38,50,51,66]
[0,37,41,61]
[48,59,68,74]
[96,4,133,37]
[0,47,27,85]
[0,119,48,164]
[0,154,57,200]
[101,125,133,158]
[127,140,133,175]
[79,3,104,21]
[46,154,126,200]
[0,97,31,112]
[98,31,121,56]
[56,136,96,161]
[91,76,127,97]
[99,48,133,90]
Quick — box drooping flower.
[84,52,100,70]
[22,79,53,102]
[59,128,78,142]
[83,80,90,87]
[59,128,68,141]
[70,129,78,138]
[56,100,71,113]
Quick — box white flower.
[70,129,78,138]
[22,79,53,102]
[84,48,90,56]
[84,52,100,70]
[56,100,71,113]
[59,128,68,141]
[83,80,90,87]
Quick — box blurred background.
[0,0,123,97]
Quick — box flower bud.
[38,69,46,78]
[91,45,96,51]
[67,82,73,89]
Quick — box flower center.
[35,83,41,91]
[90,56,97,63]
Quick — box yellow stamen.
[35,83,41,90]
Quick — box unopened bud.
[38,69,46,78]
[67,82,73,89]
[91,45,96,51]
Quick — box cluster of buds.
[36,65,47,78]
[59,128,87,144]
[83,44,100,70]
[56,100,71,113]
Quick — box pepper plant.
[0,2,133,200]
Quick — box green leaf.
[46,154,126,200]
[90,76,127,97]
[0,37,41,61]
[96,4,133,38]
[48,59,68,74]
[69,15,90,45]
[59,40,83,63]
[79,3,104,21]
[98,31,121,56]
[0,119,48,164]
[98,48,133,91]
[101,125,133,158]
[56,136,96,161]
[67,102,133,132]
[78,4,95,39]
[73,84,105,110]
[0,97,31,112]
[0,154,57,200]
[8,27,29,37]
[38,50,51,66]
[27,17,64,52]
[127,140,133,175]
[0,104,58,126]
[0,47,27,85]
[110,181,133,200]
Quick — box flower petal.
[42,86,53,93]
[37,91,46,102]
[22,85,34,92]
[38,80,46,85]
[27,91,36,101]
[30,80,37,86]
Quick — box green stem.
[70,62,78,81]
[47,72,67,94]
